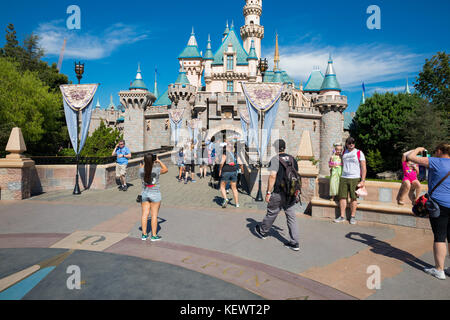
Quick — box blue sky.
[1,0,449,112]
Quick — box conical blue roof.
[175,64,190,85]
[178,29,202,59]
[154,89,171,106]
[130,64,148,90]
[247,40,258,60]
[304,68,324,92]
[320,55,341,91]
[204,35,214,60]
[212,26,249,66]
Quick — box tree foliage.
[58,121,123,157]
[349,92,426,173]
[0,57,66,155]
[0,23,69,92]
[414,51,450,114]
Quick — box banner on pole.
[60,84,99,155]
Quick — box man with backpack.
[255,139,301,251]
[334,137,367,225]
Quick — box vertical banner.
[241,83,283,162]
[168,108,185,146]
[60,84,99,155]
[239,107,250,146]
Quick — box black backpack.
[279,155,302,204]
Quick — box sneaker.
[184,179,188,184]
[222,198,229,208]
[118,185,123,191]
[334,216,345,223]
[192,180,197,183]
[424,267,446,280]
[150,235,162,242]
[122,185,128,192]
[445,268,450,276]
[284,242,300,251]
[141,234,149,241]
[236,203,240,208]
[350,217,357,225]
[226,189,230,194]
[255,224,267,239]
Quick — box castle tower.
[314,55,348,176]
[203,34,214,89]
[119,64,156,152]
[240,0,264,59]
[178,28,203,88]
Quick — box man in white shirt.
[334,137,367,225]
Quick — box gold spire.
[274,33,280,71]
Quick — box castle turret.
[223,21,230,41]
[247,40,258,81]
[274,33,280,71]
[119,64,156,152]
[240,0,264,59]
[178,28,203,88]
[203,35,214,88]
[313,56,348,176]
[319,54,342,95]
[405,78,411,94]
[154,68,159,99]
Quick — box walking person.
[334,137,367,225]
[407,143,450,280]
[255,139,301,251]
[176,147,185,182]
[198,141,208,179]
[112,140,132,191]
[140,153,168,241]
[219,142,243,208]
[396,150,422,205]
[184,142,197,184]
[329,143,343,201]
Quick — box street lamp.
[73,61,84,195]
[254,58,269,202]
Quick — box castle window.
[227,55,234,71]
[227,81,234,92]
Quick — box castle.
[90,0,348,176]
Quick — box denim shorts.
[222,171,238,183]
[141,188,162,203]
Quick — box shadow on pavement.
[139,217,167,235]
[345,232,433,272]
[246,218,288,244]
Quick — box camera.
[422,150,428,157]
[152,154,157,161]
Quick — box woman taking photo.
[140,153,168,241]
[407,143,450,280]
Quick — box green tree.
[365,149,384,176]
[0,57,66,155]
[58,121,123,157]
[1,23,69,92]
[414,51,450,114]
[399,101,450,152]
[349,92,426,174]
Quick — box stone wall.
[0,167,32,200]
[28,152,173,195]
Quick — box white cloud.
[368,85,409,94]
[35,20,150,60]
[263,43,423,90]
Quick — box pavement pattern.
[0,165,449,300]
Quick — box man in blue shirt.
[112,140,132,191]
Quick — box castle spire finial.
[274,33,280,71]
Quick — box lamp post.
[255,58,269,202]
[73,61,84,195]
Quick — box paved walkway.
[0,166,448,300]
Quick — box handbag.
[413,171,450,218]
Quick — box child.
[329,143,343,200]
[396,151,421,205]
[177,147,185,182]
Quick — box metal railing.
[31,146,173,165]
